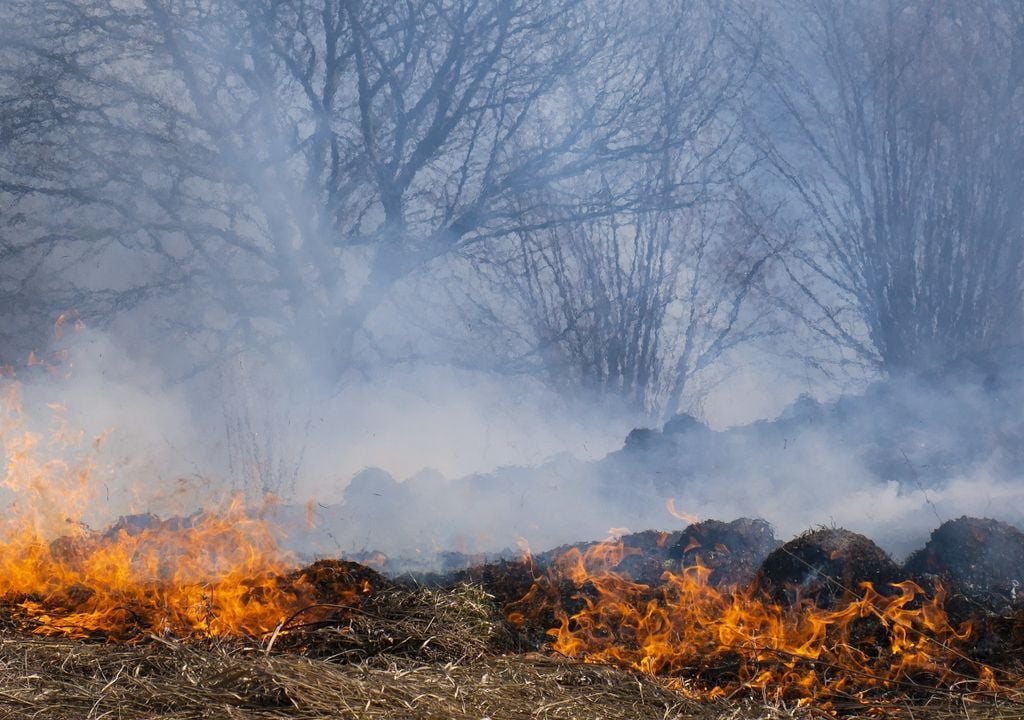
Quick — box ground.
[1,634,1022,720]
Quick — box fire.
[509,535,1010,705]
[0,375,351,640]
[0,366,1018,708]
[665,498,699,525]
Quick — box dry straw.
[0,581,1021,719]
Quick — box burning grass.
[3,377,1024,717]
[0,521,1023,718]
[1,608,1023,720]
[0,506,334,640]
[2,514,1022,718]
[505,533,1024,709]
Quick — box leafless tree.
[0,0,779,425]
[756,0,1024,374]
[470,197,776,419]
[1,1,706,379]
[459,2,775,418]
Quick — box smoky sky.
[1,0,1023,561]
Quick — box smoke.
[293,364,636,501]
[0,331,217,533]
[4,327,1024,571]
[1,328,639,537]
[304,352,1024,565]
[3,0,1024,575]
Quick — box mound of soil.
[668,518,780,587]
[290,559,385,604]
[756,527,902,608]
[904,516,1024,615]
[453,559,539,606]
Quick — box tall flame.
[0,375,337,639]
[508,536,1009,705]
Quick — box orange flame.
[0,375,348,640]
[508,537,1012,705]
[665,498,699,525]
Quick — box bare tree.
[458,2,775,418]
[2,0,719,388]
[756,0,1024,374]
[470,198,775,419]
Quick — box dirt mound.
[668,518,779,587]
[453,558,538,605]
[904,516,1024,615]
[756,527,902,608]
[289,559,385,604]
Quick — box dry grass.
[1,635,1022,720]
[0,636,698,719]
[269,583,515,663]
[0,582,1022,720]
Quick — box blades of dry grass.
[0,580,1021,720]
[2,633,1024,720]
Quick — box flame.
[666,498,699,525]
[53,310,84,339]
[1,366,1019,707]
[0,375,355,640]
[509,537,1012,705]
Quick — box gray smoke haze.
[308,357,1024,564]
[9,329,1023,569]
[2,0,1024,568]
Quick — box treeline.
[1,0,1022,419]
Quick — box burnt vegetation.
[3,0,1024,717]
[7,511,1024,717]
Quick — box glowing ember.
[508,535,1012,705]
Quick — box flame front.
[0,372,1016,705]
[509,536,1008,704]
[0,376,334,640]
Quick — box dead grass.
[0,582,1022,720]
[2,635,1023,719]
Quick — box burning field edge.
[0,568,1021,720]
[6,374,1024,717]
[0,638,1020,719]
[1,613,1023,720]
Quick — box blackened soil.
[756,527,902,608]
[668,518,780,587]
[904,516,1024,615]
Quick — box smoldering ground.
[308,352,1024,564]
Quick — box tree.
[1,0,715,388]
[756,0,1024,374]
[456,2,774,418]
[469,199,776,419]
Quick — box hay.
[271,582,516,663]
[0,632,697,720]
[0,580,1022,719]
[1,632,1022,720]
